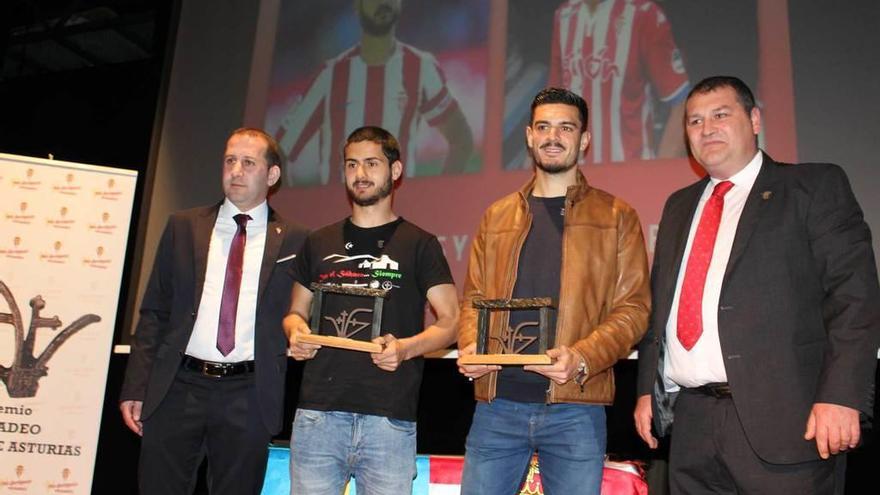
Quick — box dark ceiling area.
[1,0,168,80]
[0,0,175,170]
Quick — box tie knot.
[712,181,734,198]
[233,213,250,227]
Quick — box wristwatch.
[574,357,589,387]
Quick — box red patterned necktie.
[217,213,250,356]
[676,181,734,351]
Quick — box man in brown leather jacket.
[457,87,651,494]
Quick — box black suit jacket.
[637,154,880,464]
[121,202,308,434]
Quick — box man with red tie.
[635,76,880,493]
[119,128,308,494]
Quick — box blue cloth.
[461,398,606,495]
[289,409,417,495]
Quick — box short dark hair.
[687,76,756,114]
[229,127,283,194]
[530,87,589,131]
[344,126,401,164]
[229,127,284,168]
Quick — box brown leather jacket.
[459,171,651,404]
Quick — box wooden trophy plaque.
[459,297,556,365]
[294,283,389,353]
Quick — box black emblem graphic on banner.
[0,280,100,398]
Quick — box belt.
[687,382,732,399]
[182,355,255,377]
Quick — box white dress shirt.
[664,151,763,390]
[185,199,268,362]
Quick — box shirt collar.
[219,198,268,225]
[709,150,762,192]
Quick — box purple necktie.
[217,213,250,356]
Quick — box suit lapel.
[723,154,780,283]
[661,179,708,315]
[192,203,221,312]
[258,209,284,305]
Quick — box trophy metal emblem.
[294,283,388,353]
[459,297,556,365]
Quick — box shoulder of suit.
[170,203,218,219]
[165,204,218,228]
[764,161,852,194]
[666,176,708,201]
[265,208,309,234]
[772,160,843,176]
[277,218,310,238]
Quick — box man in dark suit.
[119,128,308,494]
[634,76,880,493]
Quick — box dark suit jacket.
[637,153,880,464]
[120,202,308,434]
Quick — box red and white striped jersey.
[276,41,456,185]
[549,0,689,163]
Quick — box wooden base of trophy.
[303,283,388,353]
[458,354,553,365]
[459,297,557,366]
[295,333,383,353]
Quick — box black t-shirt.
[496,195,565,403]
[292,217,453,420]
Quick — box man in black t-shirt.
[284,126,459,494]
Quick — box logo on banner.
[5,202,35,225]
[0,280,101,398]
[39,241,69,264]
[93,177,122,201]
[46,206,76,230]
[0,237,29,260]
[0,464,33,491]
[82,246,111,269]
[11,168,41,191]
[87,211,117,235]
[47,467,79,493]
[52,173,82,196]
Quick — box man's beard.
[359,4,398,36]
[347,175,394,206]
[529,141,578,174]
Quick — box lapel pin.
[275,227,282,234]
[761,191,772,200]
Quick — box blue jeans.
[289,409,417,495]
[461,399,606,495]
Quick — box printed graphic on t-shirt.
[318,253,403,291]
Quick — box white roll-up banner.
[0,153,136,494]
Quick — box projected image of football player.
[276,0,474,186]
[549,0,690,163]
